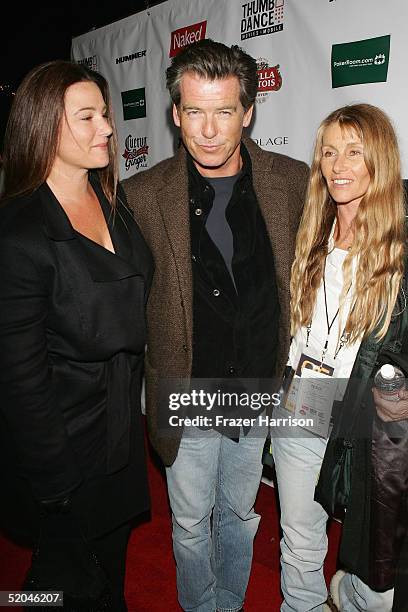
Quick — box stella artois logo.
[256,58,282,104]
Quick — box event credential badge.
[285,354,338,438]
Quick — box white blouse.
[288,246,361,400]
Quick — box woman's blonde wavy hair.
[291,103,405,344]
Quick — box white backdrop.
[71,0,408,179]
[71,0,407,485]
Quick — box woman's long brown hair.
[2,60,118,205]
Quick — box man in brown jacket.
[123,40,308,612]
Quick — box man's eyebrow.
[216,105,237,111]
[181,104,238,111]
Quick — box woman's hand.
[372,387,408,422]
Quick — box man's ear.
[172,103,181,127]
[243,104,254,128]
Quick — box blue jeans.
[272,423,329,612]
[339,573,394,612]
[166,427,266,612]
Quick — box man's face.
[173,72,253,177]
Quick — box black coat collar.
[40,175,146,283]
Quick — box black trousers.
[21,519,132,612]
[90,522,131,612]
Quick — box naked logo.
[122,135,149,172]
[169,20,207,57]
[121,88,146,121]
[116,50,146,65]
[256,58,282,104]
[241,0,284,41]
[77,55,98,72]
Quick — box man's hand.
[372,387,408,422]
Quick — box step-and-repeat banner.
[71,0,408,180]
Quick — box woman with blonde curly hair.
[272,103,408,611]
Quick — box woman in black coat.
[0,60,153,610]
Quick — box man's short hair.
[166,39,258,111]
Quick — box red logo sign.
[122,145,149,160]
[169,21,207,57]
[257,65,282,92]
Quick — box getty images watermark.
[160,379,313,435]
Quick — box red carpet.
[0,428,341,611]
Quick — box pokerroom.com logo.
[331,34,390,88]
[256,58,282,104]
[169,20,207,57]
[241,0,285,41]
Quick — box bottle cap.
[380,364,395,379]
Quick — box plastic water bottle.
[374,364,405,401]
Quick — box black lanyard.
[306,256,350,366]
[320,269,340,364]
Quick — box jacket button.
[213,289,220,297]
[192,255,196,261]
[182,344,188,352]
[228,366,236,375]
[195,208,203,216]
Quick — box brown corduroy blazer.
[122,136,309,465]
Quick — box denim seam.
[215,452,223,565]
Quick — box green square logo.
[331,35,390,88]
[121,88,146,120]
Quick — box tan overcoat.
[122,136,309,465]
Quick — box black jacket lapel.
[40,181,145,283]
